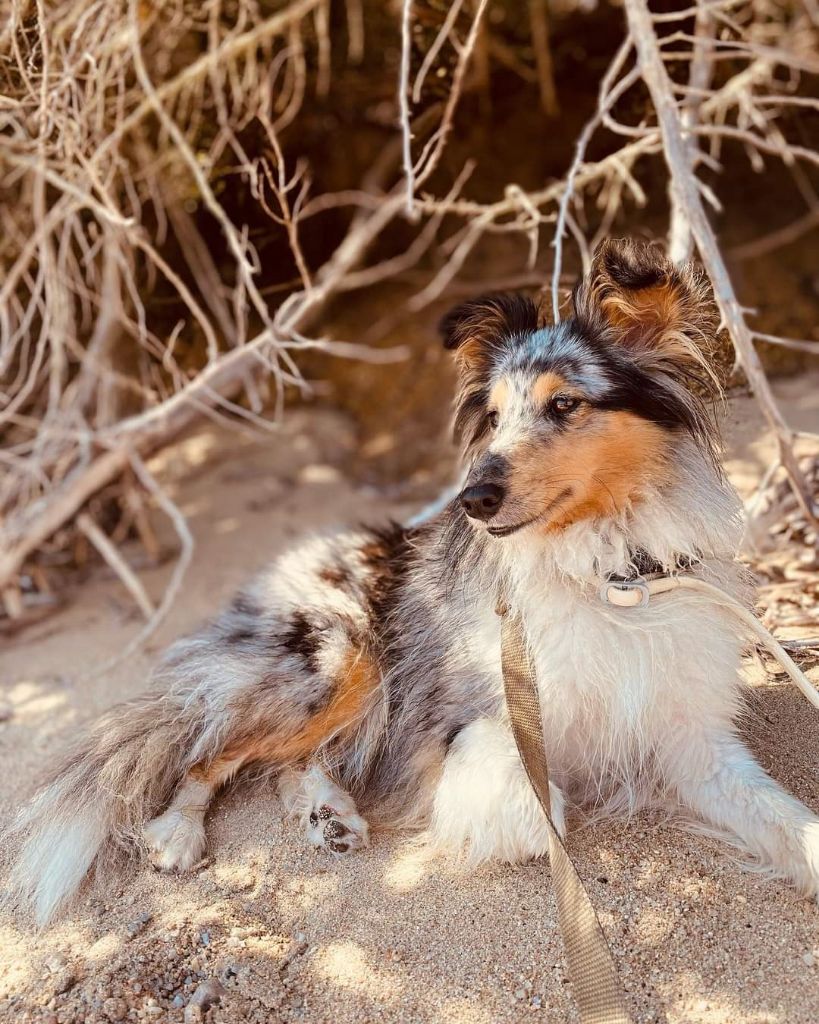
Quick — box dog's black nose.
[459,482,505,521]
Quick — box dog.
[11,239,819,926]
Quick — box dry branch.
[2,0,818,636]
[623,0,819,529]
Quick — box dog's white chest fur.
[457,448,751,803]
[466,573,744,794]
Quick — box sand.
[1,376,818,1024]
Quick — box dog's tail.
[8,688,206,927]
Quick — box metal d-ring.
[599,577,651,608]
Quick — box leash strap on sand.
[498,572,818,1024]
[497,596,633,1024]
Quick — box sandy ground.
[1,376,818,1024]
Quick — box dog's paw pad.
[305,805,368,855]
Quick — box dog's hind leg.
[144,757,243,871]
[278,765,370,855]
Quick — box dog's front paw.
[306,803,369,855]
[144,810,206,871]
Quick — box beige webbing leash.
[499,570,819,1024]
[498,595,633,1024]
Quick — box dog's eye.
[487,410,499,429]
[550,395,580,416]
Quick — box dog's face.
[441,239,719,537]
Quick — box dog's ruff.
[10,239,819,927]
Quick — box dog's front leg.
[426,717,566,862]
[660,724,819,895]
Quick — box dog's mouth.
[486,519,535,538]
[483,488,573,539]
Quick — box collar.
[599,549,696,608]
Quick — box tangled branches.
[1,0,818,634]
[1,0,412,627]
[399,0,819,519]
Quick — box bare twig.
[399,0,417,217]
[668,0,714,264]
[77,511,156,620]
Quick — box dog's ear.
[439,294,539,373]
[573,239,717,372]
[440,294,538,451]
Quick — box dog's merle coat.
[13,240,819,926]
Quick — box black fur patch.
[360,522,424,655]
[438,293,539,351]
[281,611,321,667]
[583,332,715,448]
[452,386,491,450]
[444,725,463,749]
[602,242,668,292]
[221,591,265,646]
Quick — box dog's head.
[440,239,720,537]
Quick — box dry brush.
[1,0,817,639]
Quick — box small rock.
[198,930,210,947]
[188,979,226,1011]
[49,968,76,995]
[125,911,152,939]
[172,994,185,1008]
[102,997,128,1021]
[514,988,527,1001]
[531,995,543,1009]
[184,1008,204,1024]
[803,952,816,967]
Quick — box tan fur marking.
[543,411,670,530]
[189,759,237,785]
[531,371,570,407]
[220,648,380,769]
[502,409,671,533]
[488,378,510,414]
[454,336,486,372]
[601,282,685,351]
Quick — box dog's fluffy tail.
[9,690,204,927]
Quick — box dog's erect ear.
[573,239,718,371]
[439,294,539,372]
[440,294,539,451]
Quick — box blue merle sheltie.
[11,239,819,925]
